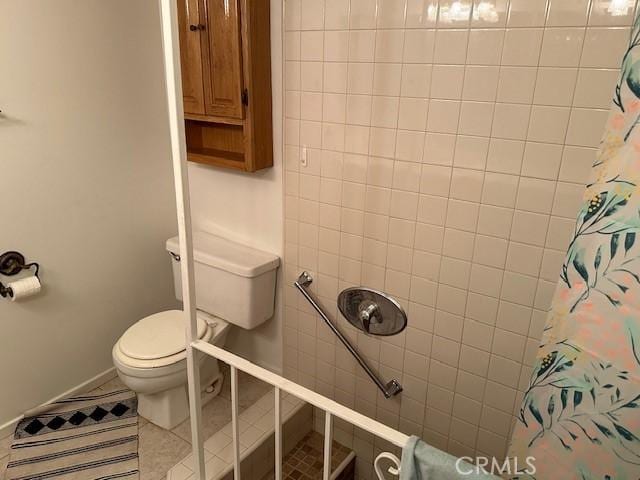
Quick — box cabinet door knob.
[189,24,205,31]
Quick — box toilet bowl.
[112,309,230,430]
[112,230,280,430]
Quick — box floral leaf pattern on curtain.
[509,15,640,480]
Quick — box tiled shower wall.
[282,0,637,476]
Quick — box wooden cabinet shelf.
[177,0,272,172]
[184,113,244,126]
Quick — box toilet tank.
[166,232,280,330]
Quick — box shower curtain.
[508,16,640,480]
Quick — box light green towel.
[400,436,499,479]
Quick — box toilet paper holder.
[0,251,40,299]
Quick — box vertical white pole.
[157,1,205,479]
[274,388,282,479]
[323,412,333,480]
[230,366,241,479]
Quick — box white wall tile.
[431,65,465,99]
[347,63,374,95]
[501,29,543,66]
[500,271,537,306]
[482,172,518,207]
[463,66,500,101]
[566,108,609,147]
[533,68,579,107]
[559,146,595,183]
[506,242,543,277]
[371,95,399,128]
[446,199,480,231]
[507,0,548,27]
[373,63,403,96]
[350,0,378,29]
[406,0,439,28]
[581,27,631,68]
[521,142,563,180]
[300,0,325,29]
[458,102,494,136]
[473,234,508,268]
[301,31,324,61]
[378,0,408,28]
[472,0,509,27]
[467,29,504,65]
[349,30,376,62]
[516,177,556,213]
[418,194,448,225]
[510,210,549,246]
[553,182,584,217]
[527,106,571,144]
[324,63,348,93]
[324,31,349,61]
[434,29,470,64]
[399,98,429,131]
[454,136,489,170]
[420,164,452,196]
[540,28,585,68]
[486,138,525,174]
[427,100,462,134]
[393,160,422,192]
[477,205,513,238]
[404,30,437,63]
[401,64,433,98]
[589,0,637,26]
[375,30,406,63]
[438,0,473,27]
[396,130,426,162]
[497,67,537,104]
[492,103,531,140]
[369,127,397,157]
[469,264,503,297]
[450,168,485,202]
[282,0,624,459]
[425,133,457,166]
[573,69,619,108]
[324,0,349,29]
[547,0,591,27]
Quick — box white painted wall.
[0,1,178,427]
[188,1,284,372]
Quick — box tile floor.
[0,365,272,480]
[259,431,355,480]
[167,389,308,480]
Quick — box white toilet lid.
[119,310,208,360]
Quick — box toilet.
[112,231,280,430]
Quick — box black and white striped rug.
[6,389,139,480]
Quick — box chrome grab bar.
[294,271,403,398]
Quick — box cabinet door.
[200,0,244,119]
[177,0,205,114]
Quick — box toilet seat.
[114,310,228,370]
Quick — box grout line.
[439,5,492,455]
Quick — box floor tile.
[204,431,232,454]
[0,434,11,458]
[138,422,192,480]
[0,454,8,480]
[167,463,193,480]
[98,376,127,392]
[172,396,233,444]
[204,456,227,480]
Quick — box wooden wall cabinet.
[177,0,273,172]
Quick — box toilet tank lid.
[166,232,280,278]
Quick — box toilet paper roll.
[8,276,41,301]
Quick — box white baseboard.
[0,367,117,439]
